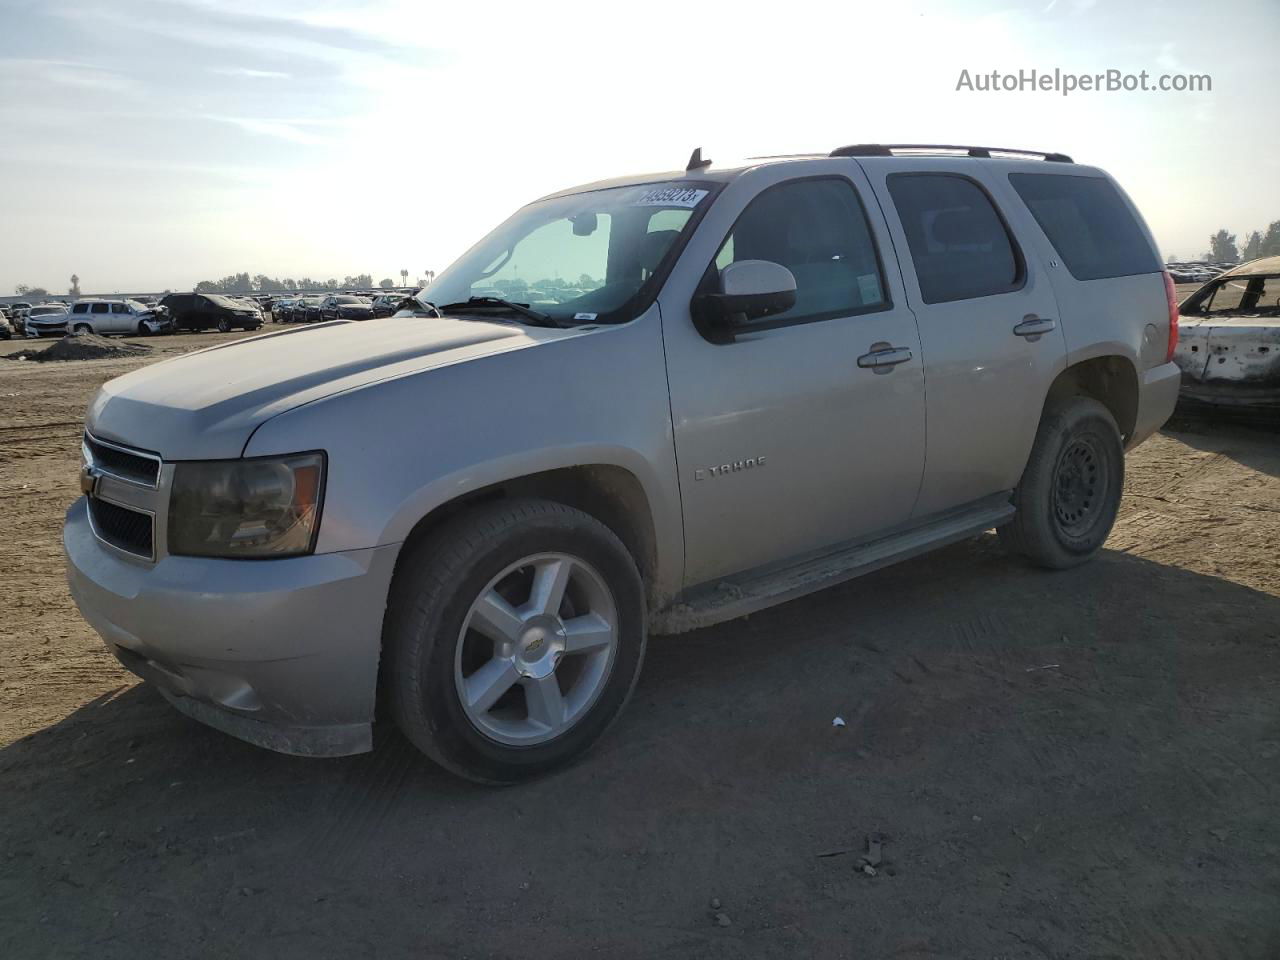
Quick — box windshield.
[335,296,368,305]
[418,180,719,325]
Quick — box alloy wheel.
[454,552,618,746]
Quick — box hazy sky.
[1,0,1276,294]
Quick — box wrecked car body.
[1175,256,1280,408]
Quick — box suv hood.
[87,317,556,459]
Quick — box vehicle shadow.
[2,539,1278,959]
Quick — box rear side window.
[888,174,1023,304]
[91,303,109,314]
[713,177,888,325]
[1009,173,1159,281]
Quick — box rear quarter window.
[1009,173,1160,281]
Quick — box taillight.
[1162,270,1179,363]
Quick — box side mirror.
[695,260,796,340]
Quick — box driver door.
[660,166,928,587]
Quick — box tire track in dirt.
[1153,451,1230,496]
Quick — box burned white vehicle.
[1175,256,1280,408]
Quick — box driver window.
[712,178,888,325]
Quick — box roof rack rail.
[829,143,1073,163]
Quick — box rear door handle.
[857,345,913,369]
[1013,315,1056,338]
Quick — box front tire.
[385,499,646,784]
[1000,396,1124,569]
[217,318,230,333]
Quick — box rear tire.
[1000,396,1124,569]
[385,499,646,784]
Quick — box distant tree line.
[1188,220,1280,264]
[192,273,394,294]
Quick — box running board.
[653,497,1015,634]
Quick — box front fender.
[243,309,685,601]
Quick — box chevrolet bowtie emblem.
[80,465,101,497]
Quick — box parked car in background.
[319,295,374,322]
[160,293,264,332]
[22,303,71,337]
[65,144,1180,783]
[11,302,33,324]
[270,297,297,323]
[56,299,159,337]
[295,296,325,323]
[371,294,407,318]
[1174,256,1280,408]
[0,314,12,340]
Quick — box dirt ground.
[1,321,1278,959]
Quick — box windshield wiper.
[437,296,560,328]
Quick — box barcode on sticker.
[574,312,597,321]
[634,186,708,208]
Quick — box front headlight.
[168,452,325,558]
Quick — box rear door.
[661,163,928,587]
[861,158,1066,517]
[89,301,112,333]
[109,302,133,334]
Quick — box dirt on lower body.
[0,340,1278,959]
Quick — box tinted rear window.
[1009,174,1159,281]
[887,174,1023,304]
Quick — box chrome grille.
[88,498,155,560]
[84,433,160,488]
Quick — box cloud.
[202,115,329,145]
[210,67,291,79]
[52,0,426,61]
[0,57,134,92]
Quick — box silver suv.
[65,144,1181,782]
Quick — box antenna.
[686,147,712,171]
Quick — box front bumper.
[1128,361,1181,449]
[27,324,68,338]
[64,498,400,757]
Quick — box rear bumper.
[1128,361,1180,449]
[64,498,400,757]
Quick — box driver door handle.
[857,345,913,369]
[1013,315,1056,338]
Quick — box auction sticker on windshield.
[634,186,709,207]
